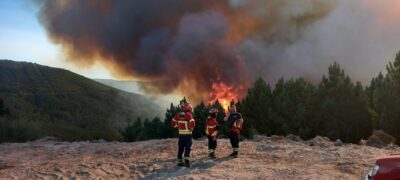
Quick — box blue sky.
[0,1,52,61]
[0,0,112,79]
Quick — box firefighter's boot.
[177,159,184,167]
[229,151,238,158]
[184,158,191,168]
[209,152,216,159]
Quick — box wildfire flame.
[208,81,239,112]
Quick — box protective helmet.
[182,103,193,112]
[209,107,219,114]
[228,104,236,112]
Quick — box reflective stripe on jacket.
[171,112,195,136]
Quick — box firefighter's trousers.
[177,135,192,161]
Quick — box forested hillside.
[0,60,162,142]
[3,51,400,144]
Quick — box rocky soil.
[0,135,398,179]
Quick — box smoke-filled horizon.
[33,0,400,103]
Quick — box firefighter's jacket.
[227,112,243,134]
[171,112,195,136]
[205,116,218,138]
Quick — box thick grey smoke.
[33,0,400,103]
[239,0,400,84]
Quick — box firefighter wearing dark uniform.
[224,104,243,158]
[205,108,219,159]
[171,103,195,167]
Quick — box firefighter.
[224,104,243,158]
[171,103,196,167]
[205,107,219,159]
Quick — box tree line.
[124,51,400,144]
[2,52,400,143]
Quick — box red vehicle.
[366,154,400,180]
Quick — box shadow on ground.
[143,156,232,179]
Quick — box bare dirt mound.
[0,136,398,179]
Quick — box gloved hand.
[232,127,240,134]
[211,131,218,140]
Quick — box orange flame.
[208,81,239,112]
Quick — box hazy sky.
[0,0,113,79]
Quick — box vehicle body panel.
[368,155,400,180]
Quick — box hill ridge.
[0,59,162,142]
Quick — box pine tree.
[192,101,208,139]
[241,77,273,135]
[366,72,384,110]
[372,52,400,142]
[271,77,316,138]
[123,117,143,142]
[387,52,400,91]
[213,100,228,137]
[236,99,254,138]
[315,62,372,143]
[150,117,164,139]
[141,118,152,140]
[163,103,177,138]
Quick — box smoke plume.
[33,0,400,103]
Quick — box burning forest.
[32,0,334,105]
[3,1,400,178]
[33,0,400,105]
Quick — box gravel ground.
[0,136,398,179]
